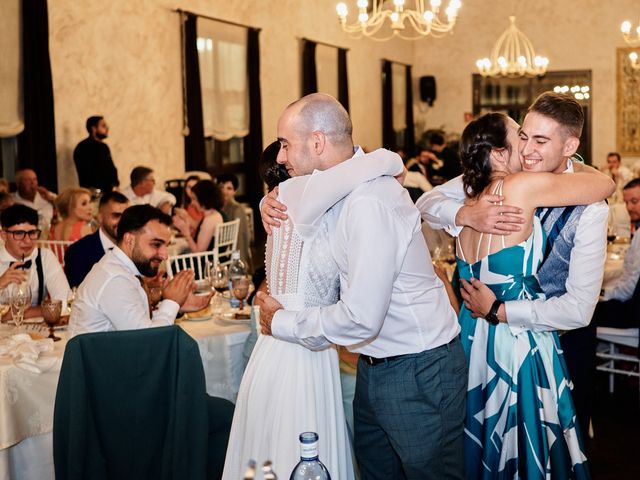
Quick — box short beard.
[131,243,160,277]
[96,132,108,140]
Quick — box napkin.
[0,333,57,373]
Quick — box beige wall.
[49,0,414,190]
[412,0,640,168]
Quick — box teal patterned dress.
[456,215,590,479]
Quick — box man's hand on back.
[260,187,288,235]
[455,194,525,235]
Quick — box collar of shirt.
[98,228,116,252]
[564,158,575,173]
[0,245,38,264]
[110,246,144,278]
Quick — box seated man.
[64,191,129,287]
[217,174,253,273]
[121,166,176,215]
[11,169,56,227]
[69,205,211,338]
[0,205,70,318]
[594,178,640,329]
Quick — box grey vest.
[537,205,588,298]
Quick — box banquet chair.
[164,179,185,205]
[53,326,234,480]
[37,239,74,267]
[595,327,639,396]
[214,218,240,267]
[166,250,216,280]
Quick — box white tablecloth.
[0,315,250,480]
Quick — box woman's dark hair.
[460,113,510,198]
[191,180,224,211]
[182,175,201,208]
[259,141,290,191]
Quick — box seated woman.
[456,112,614,479]
[173,180,224,252]
[50,187,95,241]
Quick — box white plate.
[7,317,44,325]
[214,313,252,326]
[182,313,212,322]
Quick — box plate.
[183,311,213,322]
[6,317,44,325]
[213,312,252,326]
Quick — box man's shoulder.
[66,230,101,255]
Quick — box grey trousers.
[353,337,467,480]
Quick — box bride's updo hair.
[460,112,510,198]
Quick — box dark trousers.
[559,323,597,440]
[353,338,467,480]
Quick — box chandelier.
[620,18,640,70]
[335,0,462,41]
[476,16,549,78]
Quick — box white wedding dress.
[222,148,403,479]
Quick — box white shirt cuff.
[158,299,180,322]
[271,309,298,343]
[505,300,532,329]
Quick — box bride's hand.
[260,188,287,235]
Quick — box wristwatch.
[485,300,503,325]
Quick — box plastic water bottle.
[228,250,247,308]
[289,432,331,479]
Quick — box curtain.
[337,48,350,113]
[243,28,263,211]
[302,40,317,96]
[0,0,23,138]
[17,0,57,192]
[382,60,394,150]
[197,18,248,141]
[391,63,407,132]
[404,65,416,156]
[182,13,206,171]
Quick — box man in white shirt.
[259,93,466,479]
[64,191,130,287]
[121,166,176,215]
[416,92,608,440]
[593,178,640,328]
[69,205,210,338]
[0,204,70,319]
[11,169,56,226]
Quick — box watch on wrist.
[485,300,503,325]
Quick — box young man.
[69,205,210,338]
[73,115,120,193]
[259,93,466,479]
[121,166,176,215]
[64,191,130,287]
[416,91,609,440]
[0,204,70,318]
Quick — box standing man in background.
[73,116,120,193]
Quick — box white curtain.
[316,44,338,99]
[0,0,23,138]
[197,18,248,141]
[391,63,406,132]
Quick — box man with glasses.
[0,205,70,319]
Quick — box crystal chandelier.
[620,18,640,70]
[476,16,549,78]
[335,0,462,41]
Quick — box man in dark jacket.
[73,116,120,193]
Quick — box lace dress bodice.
[266,215,339,311]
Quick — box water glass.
[10,283,32,330]
[42,299,62,341]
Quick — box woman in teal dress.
[455,113,615,479]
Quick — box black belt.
[360,353,404,366]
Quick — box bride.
[222,141,404,479]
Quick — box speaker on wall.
[419,76,436,106]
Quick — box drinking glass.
[231,276,251,311]
[210,263,229,295]
[10,283,32,331]
[41,299,62,341]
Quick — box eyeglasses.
[5,229,42,240]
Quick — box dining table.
[0,304,253,480]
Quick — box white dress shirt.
[12,192,54,225]
[121,186,176,209]
[416,163,608,331]
[0,246,70,306]
[603,231,640,302]
[68,247,179,338]
[98,228,115,252]
[273,150,460,358]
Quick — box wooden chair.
[37,239,74,267]
[214,219,240,267]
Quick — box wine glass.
[10,283,32,331]
[210,263,229,295]
[231,276,251,314]
[607,224,617,244]
[66,287,77,315]
[41,299,62,341]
